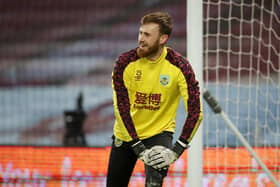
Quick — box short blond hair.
[140,12,173,36]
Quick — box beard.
[137,40,160,58]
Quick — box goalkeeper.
[107,11,203,187]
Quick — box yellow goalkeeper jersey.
[112,47,203,143]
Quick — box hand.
[139,149,153,165]
[131,140,153,165]
[148,145,178,169]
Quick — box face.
[137,23,168,59]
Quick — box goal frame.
[187,0,280,186]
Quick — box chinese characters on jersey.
[134,91,161,110]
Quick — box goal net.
[203,0,280,186]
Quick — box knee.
[145,168,166,187]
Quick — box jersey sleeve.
[112,49,139,141]
[178,60,203,144]
[166,48,203,144]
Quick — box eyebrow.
[139,29,152,36]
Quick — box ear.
[160,34,169,44]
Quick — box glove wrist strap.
[131,140,146,156]
[173,140,189,157]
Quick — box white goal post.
[187,0,203,187]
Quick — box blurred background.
[0,0,279,185]
[0,0,186,146]
[0,0,279,147]
[0,0,187,147]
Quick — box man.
[107,12,203,187]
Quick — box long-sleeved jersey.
[112,47,203,144]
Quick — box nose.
[138,33,144,42]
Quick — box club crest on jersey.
[160,75,170,86]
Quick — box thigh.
[143,131,173,149]
[106,137,137,187]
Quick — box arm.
[149,51,203,169]
[112,50,139,141]
[177,57,203,147]
[112,50,151,161]
[167,48,203,151]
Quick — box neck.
[147,46,164,61]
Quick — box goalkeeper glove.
[149,139,189,169]
[131,140,153,165]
